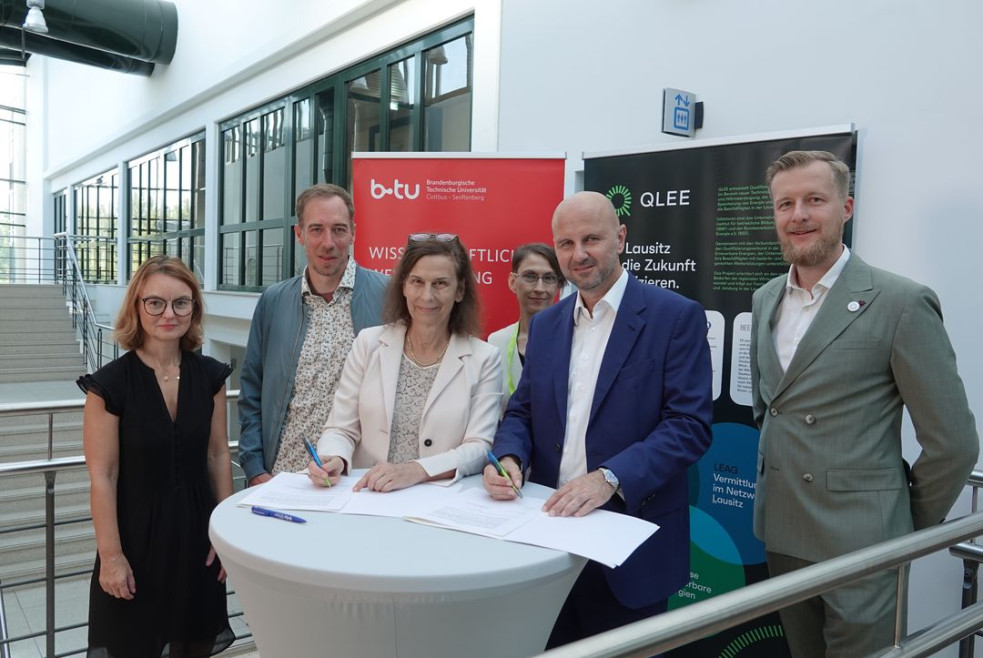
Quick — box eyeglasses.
[142,297,195,317]
[408,233,458,243]
[517,272,561,287]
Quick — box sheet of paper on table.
[236,473,659,567]
[406,487,543,537]
[338,479,464,517]
[406,487,659,568]
[236,472,356,512]
[235,471,460,517]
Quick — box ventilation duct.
[0,0,177,76]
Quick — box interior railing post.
[959,560,979,658]
[0,578,10,658]
[44,470,57,658]
[892,565,906,648]
[82,307,89,366]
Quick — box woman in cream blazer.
[310,233,501,492]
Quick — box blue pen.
[251,506,306,524]
[487,450,523,498]
[304,437,332,487]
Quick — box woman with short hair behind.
[487,242,564,414]
[79,256,234,657]
[308,233,501,492]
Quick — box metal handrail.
[0,391,246,657]
[0,234,56,284]
[2,393,980,657]
[53,232,118,372]
[539,512,983,657]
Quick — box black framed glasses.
[518,272,561,287]
[408,232,458,243]
[142,297,195,317]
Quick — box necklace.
[406,334,448,368]
[155,361,181,382]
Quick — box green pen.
[487,450,522,498]
[304,437,332,487]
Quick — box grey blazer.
[750,254,978,562]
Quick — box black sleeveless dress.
[78,351,235,658]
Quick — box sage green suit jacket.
[751,254,978,562]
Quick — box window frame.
[73,169,119,284]
[216,17,473,292]
[126,131,207,280]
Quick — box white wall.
[497,0,982,651]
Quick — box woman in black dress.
[79,256,234,657]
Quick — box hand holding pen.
[304,438,343,488]
[483,451,523,500]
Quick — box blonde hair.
[115,256,204,351]
[766,150,851,200]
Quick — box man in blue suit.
[484,191,713,647]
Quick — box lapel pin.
[847,301,861,312]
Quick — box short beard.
[779,233,841,268]
[571,259,615,292]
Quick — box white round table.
[210,479,586,658]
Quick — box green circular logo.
[606,184,632,217]
[719,625,786,657]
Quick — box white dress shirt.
[774,246,851,371]
[557,268,629,486]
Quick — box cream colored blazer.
[317,323,502,481]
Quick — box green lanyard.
[506,323,520,395]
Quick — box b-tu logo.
[606,185,632,218]
[370,178,420,200]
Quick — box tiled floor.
[2,576,90,658]
[1,576,257,657]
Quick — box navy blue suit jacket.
[494,273,713,608]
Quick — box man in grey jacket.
[751,151,978,657]
[238,184,387,486]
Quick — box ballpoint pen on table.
[304,437,332,487]
[251,506,307,524]
[487,450,523,498]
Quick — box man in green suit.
[751,150,978,657]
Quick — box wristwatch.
[598,467,620,492]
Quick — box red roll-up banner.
[352,153,566,335]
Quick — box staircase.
[0,284,87,385]
[0,283,93,582]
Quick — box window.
[128,134,206,279]
[53,190,67,235]
[0,66,27,235]
[53,189,68,279]
[220,107,288,289]
[423,33,472,152]
[218,17,473,291]
[74,169,119,283]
